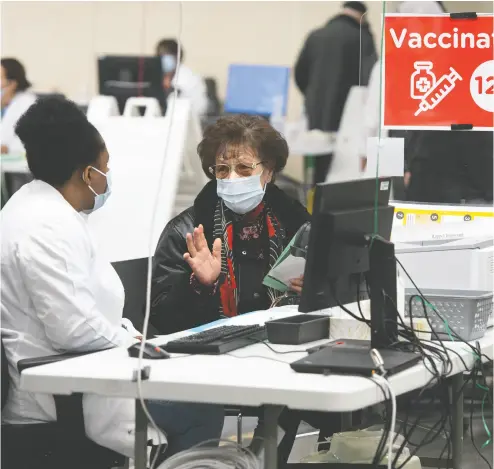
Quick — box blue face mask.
[83,167,112,214]
[217,173,266,215]
[161,54,177,73]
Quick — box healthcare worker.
[156,38,209,116]
[1,58,37,154]
[1,96,224,461]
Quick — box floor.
[221,406,493,468]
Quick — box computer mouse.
[128,342,170,359]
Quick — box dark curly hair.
[15,96,105,187]
[197,114,289,180]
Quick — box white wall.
[2,1,491,181]
[0,1,384,114]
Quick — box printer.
[395,236,493,294]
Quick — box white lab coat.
[170,64,208,116]
[0,91,37,153]
[1,180,165,458]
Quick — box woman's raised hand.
[183,224,222,286]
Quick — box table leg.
[263,405,283,469]
[451,374,464,469]
[135,399,148,469]
[341,412,352,431]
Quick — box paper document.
[263,229,306,292]
[268,254,305,285]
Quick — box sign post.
[382,14,494,130]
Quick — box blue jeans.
[147,400,224,458]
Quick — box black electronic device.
[293,178,419,376]
[292,339,421,376]
[163,325,267,355]
[97,55,166,114]
[128,342,170,359]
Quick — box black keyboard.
[163,325,267,355]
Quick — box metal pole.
[451,374,464,469]
[341,412,353,431]
[135,399,148,469]
[263,405,283,469]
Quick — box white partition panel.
[87,99,202,262]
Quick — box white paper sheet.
[268,255,306,285]
[363,137,404,179]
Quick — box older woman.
[151,114,310,334]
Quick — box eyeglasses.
[208,161,265,179]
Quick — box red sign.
[383,15,494,130]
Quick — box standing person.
[1,58,36,154]
[156,38,208,116]
[294,1,376,184]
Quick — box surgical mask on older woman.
[216,173,266,215]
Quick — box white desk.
[20,308,494,469]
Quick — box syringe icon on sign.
[414,67,462,116]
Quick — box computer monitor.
[97,56,166,115]
[224,64,290,117]
[292,178,421,376]
[299,177,398,349]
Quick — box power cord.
[158,440,260,469]
[370,350,397,469]
[136,3,184,468]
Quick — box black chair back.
[1,338,9,410]
[204,77,222,117]
[112,258,158,337]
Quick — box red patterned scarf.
[213,201,285,317]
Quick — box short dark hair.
[15,96,105,187]
[343,1,367,14]
[1,58,31,92]
[197,115,289,180]
[156,38,184,62]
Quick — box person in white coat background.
[1,58,37,154]
[362,1,446,185]
[156,38,209,116]
[1,96,224,461]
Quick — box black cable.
[470,360,493,469]
[365,376,392,467]
[246,338,304,355]
[356,274,368,322]
[330,282,370,325]
[396,257,491,363]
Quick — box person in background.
[364,1,492,204]
[156,38,208,116]
[406,130,493,205]
[151,115,310,335]
[1,58,37,154]
[362,1,445,193]
[294,1,376,185]
[1,96,224,461]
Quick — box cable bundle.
[158,441,261,469]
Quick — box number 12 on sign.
[470,60,494,113]
[474,75,494,95]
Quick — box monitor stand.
[292,237,421,376]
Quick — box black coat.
[150,180,310,335]
[406,131,493,204]
[294,14,376,132]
